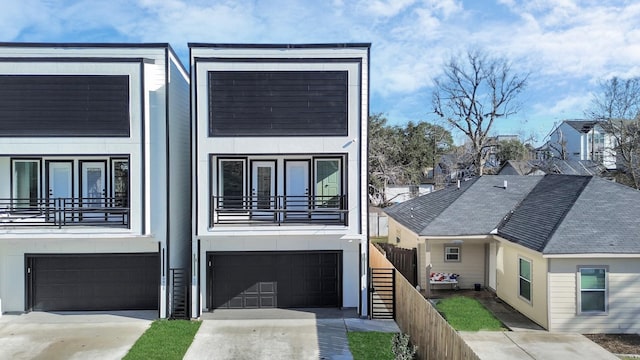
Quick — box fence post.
[426,263,431,298]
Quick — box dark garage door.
[209,251,341,309]
[26,253,159,311]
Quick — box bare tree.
[432,49,528,175]
[587,77,640,189]
[547,128,569,160]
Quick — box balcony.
[210,195,348,226]
[0,197,129,228]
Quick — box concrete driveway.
[0,311,155,360]
[460,331,619,360]
[184,308,399,360]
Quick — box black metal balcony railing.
[0,197,130,228]
[211,195,348,226]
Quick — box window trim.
[577,265,608,315]
[444,246,461,262]
[518,257,532,303]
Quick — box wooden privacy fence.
[370,243,480,360]
[377,243,417,286]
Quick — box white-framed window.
[444,246,460,262]
[519,257,532,302]
[578,266,607,314]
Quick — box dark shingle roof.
[550,159,605,176]
[384,173,640,255]
[421,176,541,236]
[564,120,598,133]
[543,177,640,254]
[497,175,591,251]
[383,178,476,234]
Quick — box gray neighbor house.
[385,174,640,333]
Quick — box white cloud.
[1,0,639,142]
[357,0,416,18]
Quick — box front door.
[48,162,72,200]
[81,162,106,220]
[47,161,72,222]
[81,162,106,206]
[285,161,310,219]
[315,159,341,208]
[251,161,275,218]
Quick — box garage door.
[209,251,341,309]
[26,253,159,311]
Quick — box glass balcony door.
[251,161,275,218]
[81,161,106,208]
[284,160,310,220]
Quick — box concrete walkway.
[431,290,617,359]
[474,296,544,331]
[184,308,399,360]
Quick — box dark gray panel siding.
[0,75,130,137]
[208,71,348,136]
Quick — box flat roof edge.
[0,42,171,49]
[188,43,371,49]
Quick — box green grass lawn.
[435,296,506,331]
[123,319,201,360]
[348,332,395,360]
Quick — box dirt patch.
[585,334,640,356]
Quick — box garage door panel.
[210,251,341,310]
[27,254,159,311]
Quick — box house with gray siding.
[189,43,370,316]
[0,43,190,318]
[385,174,640,333]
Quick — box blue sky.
[2,0,639,145]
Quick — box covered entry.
[26,253,159,311]
[208,251,341,309]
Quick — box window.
[219,160,245,209]
[579,267,607,313]
[519,258,532,302]
[112,159,129,207]
[12,160,40,207]
[444,246,460,262]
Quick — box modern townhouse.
[539,120,617,169]
[0,43,191,318]
[189,43,370,317]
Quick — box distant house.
[499,159,606,176]
[539,120,617,170]
[384,184,434,204]
[384,175,640,333]
[484,134,521,169]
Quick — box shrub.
[391,333,417,360]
